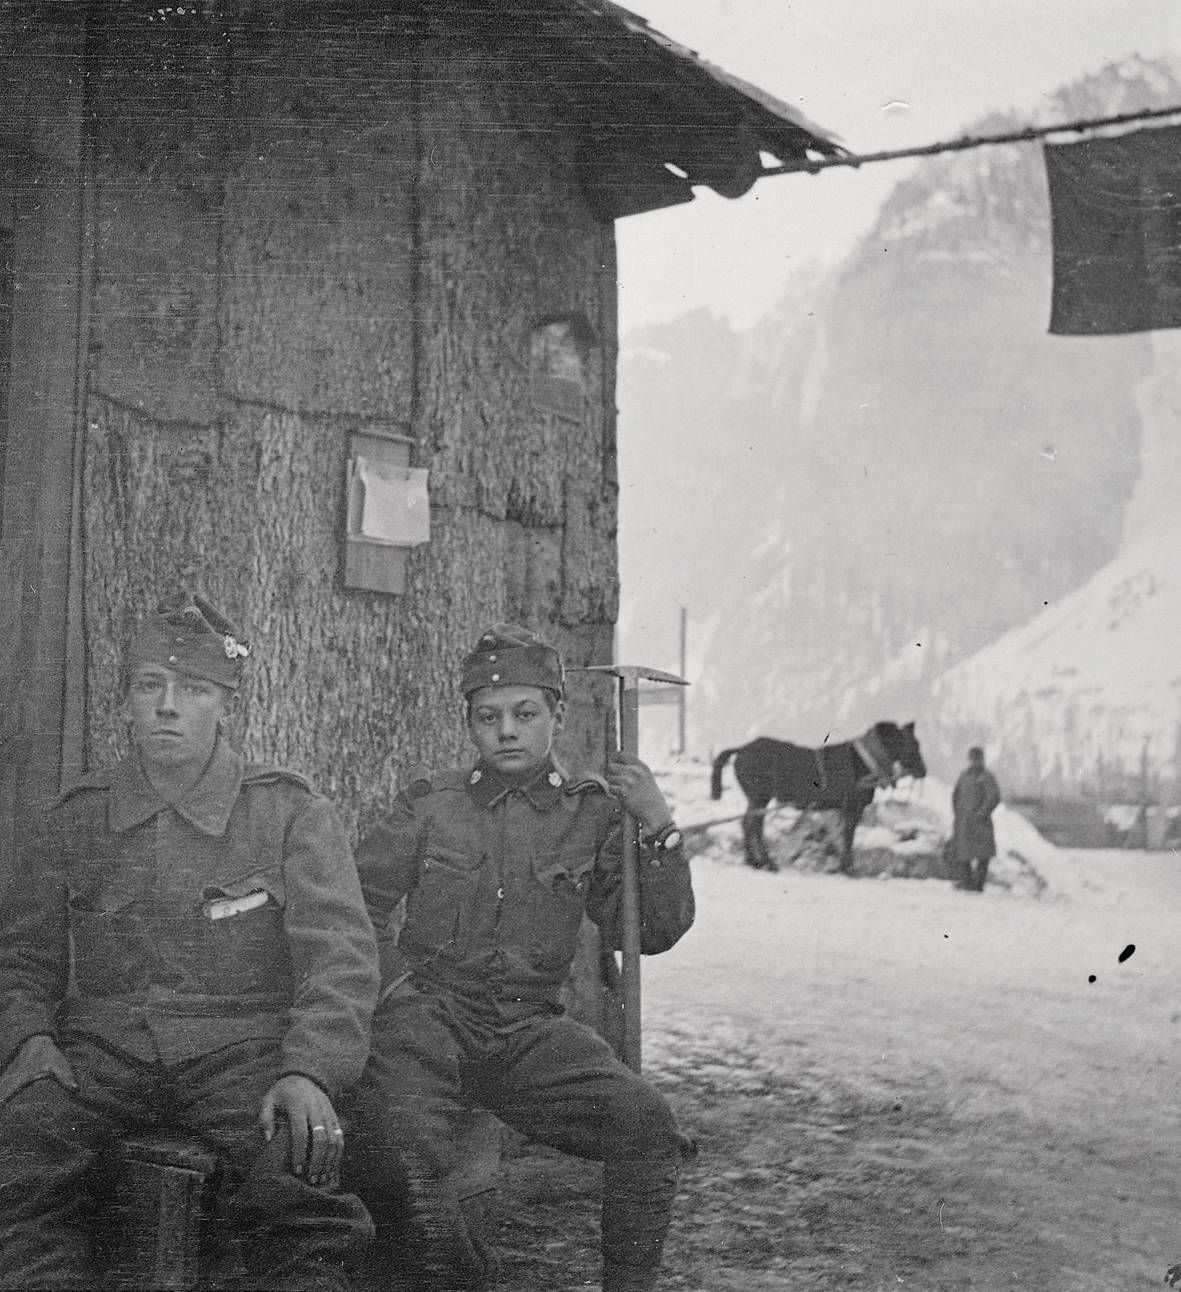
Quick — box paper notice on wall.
[352,457,430,546]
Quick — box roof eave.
[543,0,846,217]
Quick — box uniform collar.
[466,757,565,810]
[109,740,244,837]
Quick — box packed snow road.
[643,848,1181,1291]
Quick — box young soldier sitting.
[347,624,695,1292]
[0,592,379,1291]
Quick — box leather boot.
[600,1156,680,1292]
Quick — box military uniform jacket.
[356,759,695,1017]
[0,741,379,1099]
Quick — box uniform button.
[168,655,178,664]
[497,886,505,899]
[491,672,500,682]
[488,653,497,663]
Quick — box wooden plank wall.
[0,14,90,889]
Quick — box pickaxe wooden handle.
[572,664,688,1072]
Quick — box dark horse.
[710,722,927,874]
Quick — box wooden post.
[574,662,687,1072]
[1140,739,1151,850]
[677,605,687,757]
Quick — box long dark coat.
[952,766,1001,862]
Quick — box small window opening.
[530,315,596,423]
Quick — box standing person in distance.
[952,745,1002,892]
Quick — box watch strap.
[642,821,682,852]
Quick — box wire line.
[770,102,1181,176]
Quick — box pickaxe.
[570,664,688,1072]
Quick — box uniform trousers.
[0,1032,372,1290]
[346,989,683,1292]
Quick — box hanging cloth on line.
[1044,123,1181,335]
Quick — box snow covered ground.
[635,766,1181,1290]
[491,756,1180,1290]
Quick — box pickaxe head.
[571,664,689,690]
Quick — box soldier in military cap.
[0,591,380,1291]
[347,623,695,1292]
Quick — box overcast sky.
[615,0,1181,333]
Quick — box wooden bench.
[99,1110,502,1290]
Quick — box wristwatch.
[643,821,683,852]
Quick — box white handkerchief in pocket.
[205,890,270,921]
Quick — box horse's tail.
[711,747,740,800]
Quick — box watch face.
[663,829,683,851]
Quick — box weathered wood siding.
[0,12,90,876]
[79,12,620,839]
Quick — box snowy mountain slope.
[930,512,1181,798]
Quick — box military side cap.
[129,590,251,689]
[460,623,564,697]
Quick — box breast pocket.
[67,881,142,993]
[199,868,288,994]
[529,847,596,972]
[404,847,481,953]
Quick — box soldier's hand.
[0,1034,78,1106]
[260,1074,344,1187]
[606,752,673,835]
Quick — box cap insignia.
[223,635,250,660]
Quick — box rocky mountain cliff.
[619,56,1181,789]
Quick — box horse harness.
[852,728,898,791]
[810,728,894,798]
